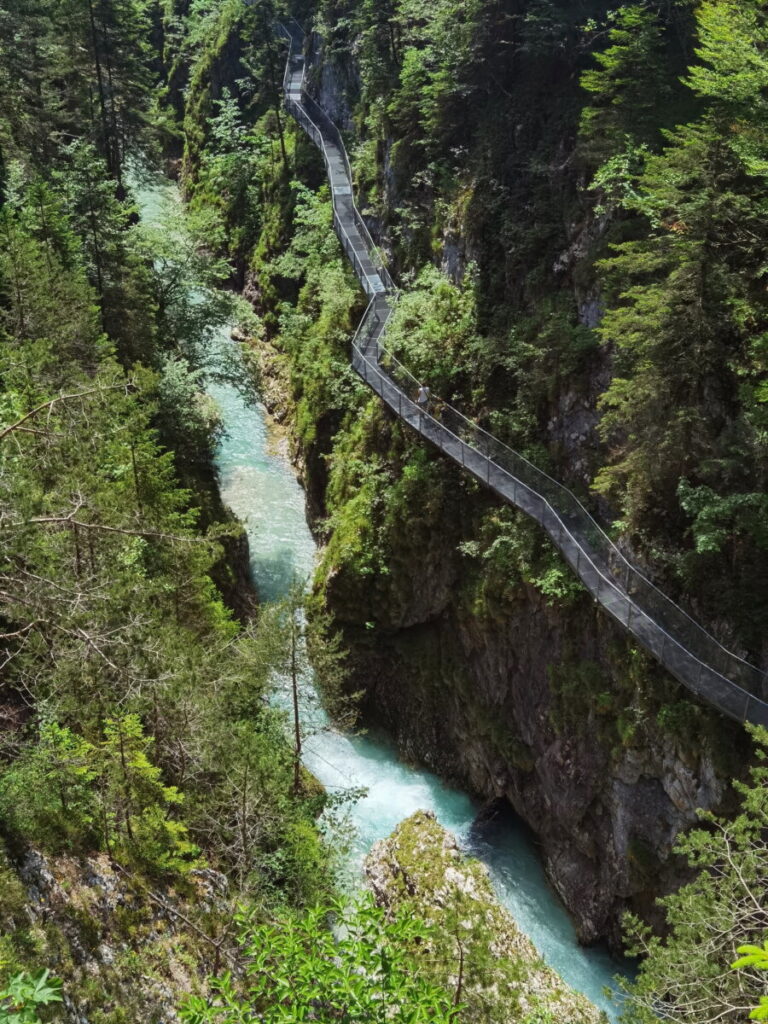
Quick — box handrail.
[284,90,383,295]
[278,22,768,726]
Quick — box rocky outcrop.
[319,465,742,948]
[365,811,606,1023]
[1,845,229,1021]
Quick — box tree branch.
[0,385,128,442]
[22,517,200,544]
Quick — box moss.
[455,505,585,623]
[475,714,536,773]
[0,842,33,974]
[62,904,102,953]
[548,655,615,736]
[366,812,605,1024]
[0,844,230,1019]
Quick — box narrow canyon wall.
[289,25,750,950]
[308,426,742,948]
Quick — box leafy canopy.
[181,895,461,1024]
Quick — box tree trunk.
[86,0,113,175]
[291,615,302,796]
[454,932,465,1008]
[117,723,134,842]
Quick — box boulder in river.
[365,810,608,1024]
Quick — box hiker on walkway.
[416,383,431,413]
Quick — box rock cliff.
[282,25,751,952]
[310,423,742,948]
[365,810,606,1023]
[0,843,229,1020]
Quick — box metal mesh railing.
[280,23,393,296]
[300,91,397,294]
[279,22,768,725]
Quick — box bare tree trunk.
[239,759,250,887]
[86,0,113,175]
[291,615,302,796]
[1,213,28,336]
[80,152,107,330]
[454,931,465,1008]
[98,0,123,190]
[72,522,82,578]
[117,722,134,842]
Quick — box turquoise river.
[139,172,625,1021]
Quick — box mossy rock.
[365,811,607,1024]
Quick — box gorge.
[1,0,768,1020]
[260,2,752,952]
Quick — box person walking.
[416,383,431,414]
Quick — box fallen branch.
[21,517,200,544]
[112,862,239,972]
[0,385,129,442]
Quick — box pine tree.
[621,728,768,1024]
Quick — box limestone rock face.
[5,848,229,1022]
[338,556,737,948]
[365,811,606,1023]
[300,406,739,947]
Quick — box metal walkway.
[279,21,768,726]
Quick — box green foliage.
[265,182,361,443]
[0,716,199,877]
[684,0,768,174]
[181,0,252,176]
[100,715,200,876]
[382,265,480,397]
[180,896,460,1024]
[620,726,768,1023]
[589,0,768,651]
[0,8,335,1013]
[0,971,62,1024]
[187,91,276,262]
[733,942,768,973]
[677,481,768,555]
[732,942,768,1019]
[386,0,483,150]
[0,0,154,180]
[459,506,583,615]
[0,724,99,852]
[580,5,670,165]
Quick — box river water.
[138,174,624,1020]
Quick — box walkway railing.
[279,20,768,727]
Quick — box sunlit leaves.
[621,727,768,1024]
[181,896,460,1024]
[0,970,62,1024]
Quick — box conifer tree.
[622,728,768,1024]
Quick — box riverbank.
[196,287,625,1019]
[136,145,623,1020]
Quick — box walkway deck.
[279,21,768,727]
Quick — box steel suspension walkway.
[279,21,768,727]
